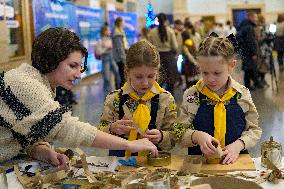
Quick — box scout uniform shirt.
[174,77,262,154]
[99,82,177,156]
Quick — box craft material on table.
[261,136,282,168]
[147,151,171,167]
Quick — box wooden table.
[118,154,256,173]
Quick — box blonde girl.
[99,40,177,157]
[175,35,262,164]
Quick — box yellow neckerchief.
[196,79,236,148]
[121,81,164,157]
[115,27,129,49]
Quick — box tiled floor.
[69,70,284,158]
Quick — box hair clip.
[226,33,239,53]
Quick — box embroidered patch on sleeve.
[172,123,191,140]
[98,120,110,130]
[186,92,199,104]
[113,93,120,112]
[169,101,176,111]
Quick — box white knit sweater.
[0,63,97,162]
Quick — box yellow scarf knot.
[196,80,236,148]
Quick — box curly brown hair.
[31,27,88,74]
[197,36,235,61]
[126,40,160,70]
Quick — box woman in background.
[149,13,178,95]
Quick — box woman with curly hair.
[0,27,158,170]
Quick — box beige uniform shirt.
[149,27,178,53]
[0,63,97,162]
[175,77,262,150]
[99,84,177,150]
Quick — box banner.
[32,0,78,35]
[76,6,104,77]
[32,0,104,76]
[108,11,138,46]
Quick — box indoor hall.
[1,0,284,188]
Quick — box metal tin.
[147,151,171,167]
[261,136,282,167]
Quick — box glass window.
[1,0,24,58]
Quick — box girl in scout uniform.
[99,40,177,157]
[175,34,262,164]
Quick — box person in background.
[237,11,263,90]
[174,19,184,55]
[180,30,200,89]
[0,28,158,169]
[97,24,121,94]
[275,14,284,71]
[184,17,192,28]
[99,40,177,157]
[140,27,151,41]
[184,22,202,50]
[255,15,269,86]
[224,20,237,36]
[194,19,206,38]
[112,17,129,87]
[149,13,178,95]
[174,35,262,164]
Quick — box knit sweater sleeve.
[4,68,97,149]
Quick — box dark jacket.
[237,19,258,58]
[112,31,126,63]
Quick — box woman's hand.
[126,138,158,157]
[144,129,162,144]
[110,120,133,135]
[192,131,219,156]
[222,140,244,164]
[31,145,69,171]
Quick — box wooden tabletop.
[118,154,256,173]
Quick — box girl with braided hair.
[174,35,262,164]
[99,40,177,157]
[0,28,158,170]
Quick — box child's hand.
[110,120,133,135]
[222,140,244,164]
[192,131,220,156]
[144,129,162,144]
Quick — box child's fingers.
[117,120,133,125]
[145,129,159,135]
[144,134,159,140]
[207,140,217,152]
[222,152,233,164]
[222,149,229,156]
[201,143,215,156]
[121,126,133,131]
[211,138,220,146]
